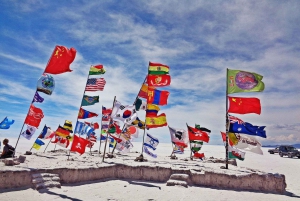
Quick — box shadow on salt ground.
[38,188,83,201]
[285,191,300,198]
[127,180,161,190]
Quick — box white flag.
[21,125,37,140]
[234,133,263,155]
[144,133,159,150]
[111,100,138,125]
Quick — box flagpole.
[102,96,116,162]
[186,123,193,160]
[43,135,54,153]
[225,68,229,169]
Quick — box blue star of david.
[149,138,156,146]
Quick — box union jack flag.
[228,115,244,124]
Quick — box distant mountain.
[263,144,300,148]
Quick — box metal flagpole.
[102,96,116,162]
[43,135,54,153]
[225,68,229,169]
[186,123,193,160]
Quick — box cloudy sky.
[0,0,299,147]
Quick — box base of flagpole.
[170,154,177,160]
[106,153,115,158]
[134,154,148,162]
[24,151,32,155]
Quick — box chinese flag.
[228,96,261,115]
[70,135,89,155]
[44,46,76,74]
[187,126,210,143]
[24,104,44,128]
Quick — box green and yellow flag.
[89,65,106,75]
[227,69,265,94]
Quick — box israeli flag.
[143,133,159,150]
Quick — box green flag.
[190,140,203,152]
[81,95,99,106]
[227,69,265,94]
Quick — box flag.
[44,45,76,74]
[55,126,70,138]
[227,69,265,94]
[148,62,169,75]
[228,96,261,115]
[85,78,106,91]
[134,98,147,111]
[195,124,211,133]
[187,125,210,143]
[228,132,263,155]
[89,64,106,75]
[0,117,15,129]
[24,104,44,128]
[81,95,99,106]
[168,126,188,146]
[85,122,100,130]
[193,152,205,159]
[228,115,244,124]
[147,88,169,105]
[108,122,122,134]
[109,133,122,143]
[147,74,171,87]
[74,121,94,136]
[109,137,116,148]
[145,113,167,129]
[102,106,112,121]
[138,84,155,99]
[144,133,159,150]
[173,143,184,154]
[229,121,266,138]
[52,135,70,148]
[32,91,44,103]
[37,73,55,95]
[63,120,73,133]
[21,125,37,140]
[190,140,203,152]
[228,146,245,161]
[100,134,107,141]
[88,132,97,142]
[115,134,134,153]
[131,117,146,130]
[78,108,98,119]
[70,135,89,155]
[146,104,160,116]
[32,139,45,150]
[111,101,138,125]
[123,126,139,138]
[143,145,157,158]
[38,125,55,139]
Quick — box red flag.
[173,141,188,148]
[24,104,44,128]
[220,132,234,146]
[70,135,89,155]
[78,108,98,119]
[84,122,100,130]
[147,88,169,105]
[138,84,155,99]
[55,126,70,138]
[228,96,261,115]
[147,75,171,87]
[51,135,70,148]
[187,125,210,143]
[44,46,76,74]
[193,152,205,159]
[108,133,122,143]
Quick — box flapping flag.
[44,45,76,74]
[78,108,98,119]
[55,126,71,138]
[37,73,55,95]
[100,134,107,141]
[193,152,205,159]
[0,117,15,129]
[52,135,70,148]
[74,121,94,136]
[228,96,261,115]
[63,120,73,133]
[147,75,171,87]
[227,69,265,94]
[21,125,37,140]
[168,126,188,147]
[143,133,159,150]
[32,139,45,150]
[81,95,99,106]
[190,141,203,152]
[143,145,157,158]
[148,62,169,75]
[85,78,106,91]
[228,146,245,161]
[146,113,167,129]
[32,91,44,103]
[173,143,184,154]
[70,135,89,155]
[85,122,100,130]
[187,125,209,143]
[111,101,138,125]
[229,120,266,138]
[146,104,160,116]
[138,84,155,99]
[89,64,106,75]
[24,104,44,128]
[38,125,55,139]
[147,88,169,105]
[109,137,116,148]
[131,117,146,130]
[134,98,147,111]
[123,126,139,138]
[115,134,134,153]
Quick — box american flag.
[85,78,106,91]
[228,115,244,124]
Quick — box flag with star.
[143,133,159,150]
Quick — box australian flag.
[229,121,266,138]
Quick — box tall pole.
[225,68,229,169]
[102,96,116,162]
[186,123,193,160]
[43,135,55,153]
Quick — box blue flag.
[229,121,266,138]
[143,133,159,150]
[32,91,44,103]
[0,117,15,129]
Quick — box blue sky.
[0,0,300,146]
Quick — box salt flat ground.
[0,140,300,201]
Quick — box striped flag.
[85,78,106,91]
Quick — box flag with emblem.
[148,62,169,75]
[143,133,159,150]
[145,113,167,129]
[143,145,157,158]
[111,100,138,125]
[85,78,106,91]
[70,135,89,155]
[21,125,37,140]
[24,104,44,128]
[0,117,15,129]
[81,95,99,106]
[37,73,55,95]
[228,96,261,115]
[147,88,169,106]
[44,45,76,74]
[168,126,188,147]
[138,84,155,99]
[147,74,171,87]
[187,125,210,143]
[89,64,106,75]
[78,108,98,119]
